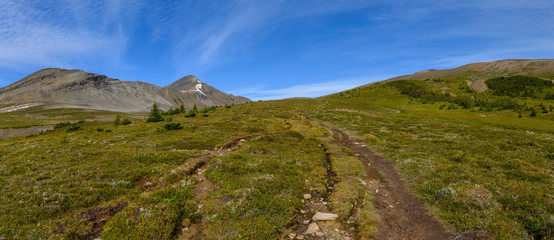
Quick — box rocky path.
[280,193,356,240]
[321,122,452,240]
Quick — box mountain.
[0,68,250,112]
[163,75,250,108]
[362,59,554,91]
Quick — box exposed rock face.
[0,68,250,112]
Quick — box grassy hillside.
[0,74,552,239]
[318,76,553,239]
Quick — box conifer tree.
[146,103,164,122]
[114,114,121,126]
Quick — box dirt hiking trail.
[177,137,250,240]
[322,122,455,240]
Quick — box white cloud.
[233,76,390,101]
[170,0,377,75]
[0,0,132,69]
[171,1,278,73]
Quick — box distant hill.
[0,68,250,112]
[327,59,554,114]
[360,59,554,91]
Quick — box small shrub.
[54,121,71,129]
[121,118,132,125]
[184,110,197,118]
[96,128,104,132]
[65,124,82,132]
[163,123,183,130]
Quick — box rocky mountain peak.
[165,75,203,91]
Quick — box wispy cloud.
[171,1,278,73]
[0,0,135,70]
[233,76,390,101]
[170,0,376,75]
[168,0,554,76]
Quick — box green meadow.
[0,74,552,239]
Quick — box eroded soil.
[73,202,128,240]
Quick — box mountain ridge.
[0,68,250,112]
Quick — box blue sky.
[1,0,553,100]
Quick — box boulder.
[305,222,320,235]
[312,212,338,221]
